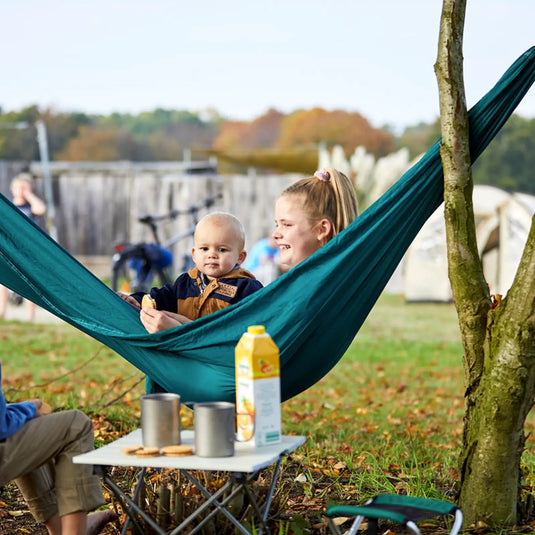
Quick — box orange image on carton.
[237,407,255,441]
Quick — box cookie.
[141,294,157,309]
[40,402,52,415]
[121,445,143,456]
[135,447,161,457]
[161,444,193,457]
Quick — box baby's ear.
[238,250,247,265]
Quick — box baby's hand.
[117,292,141,310]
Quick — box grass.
[1,293,535,534]
[281,294,468,519]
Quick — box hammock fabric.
[1,47,534,403]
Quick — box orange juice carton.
[235,325,281,446]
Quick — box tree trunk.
[436,0,535,526]
[457,222,535,526]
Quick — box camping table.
[73,429,305,535]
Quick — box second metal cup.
[194,402,236,457]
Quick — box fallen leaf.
[8,510,27,517]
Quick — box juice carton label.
[235,331,281,446]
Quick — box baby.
[119,212,262,320]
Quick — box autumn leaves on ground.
[1,293,535,534]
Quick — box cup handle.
[235,411,255,442]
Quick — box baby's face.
[192,219,245,278]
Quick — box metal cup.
[141,393,181,448]
[194,402,236,457]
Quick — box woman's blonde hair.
[280,167,358,240]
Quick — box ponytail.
[280,167,358,239]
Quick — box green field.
[1,293,534,533]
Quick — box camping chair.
[326,494,463,535]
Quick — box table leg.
[240,454,283,534]
[94,466,150,535]
[171,472,250,535]
[102,469,168,535]
[170,456,284,535]
[118,467,149,535]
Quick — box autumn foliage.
[276,108,394,157]
[212,107,394,173]
[56,125,150,161]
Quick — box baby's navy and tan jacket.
[131,267,263,320]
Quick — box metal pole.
[35,120,58,241]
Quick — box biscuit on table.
[161,444,193,457]
[141,294,157,309]
[121,445,143,456]
[135,446,161,457]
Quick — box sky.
[1,0,534,133]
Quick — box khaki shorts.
[0,410,104,522]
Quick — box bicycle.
[111,193,222,293]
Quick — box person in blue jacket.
[0,362,116,535]
[242,235,282,285]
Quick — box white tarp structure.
[404,185,535,302]
[318,145,535,302]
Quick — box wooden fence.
[0,161,297,276]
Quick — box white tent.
[403,185,535,302]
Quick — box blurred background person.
[242,235,283,285]
[0,173,47,322]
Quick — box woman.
[272,167,358,268]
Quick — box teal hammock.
[1,47,534,403]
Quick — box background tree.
[436,0,535,526]
[98,108,218,160]
[472,115,535,194]
[56,125,151,161]
[211,107,394,173]
[396,119,441,159]
[3,102,535,190]
[0,106,41,161]
[276,107,394,157]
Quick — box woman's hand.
[140,308,191,333]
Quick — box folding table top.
[74,429,305,473]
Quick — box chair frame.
[326,494,463,535]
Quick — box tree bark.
[436,0,535,526]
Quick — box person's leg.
[44,509,116,535]
[1,411,111,530]
[43,513,62,535]
[27,300,36,322]
[62,509,117,535]
[53,411,106,515]
[0,284,7,319]
[40,411,117,534]
[59,510,86,535]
